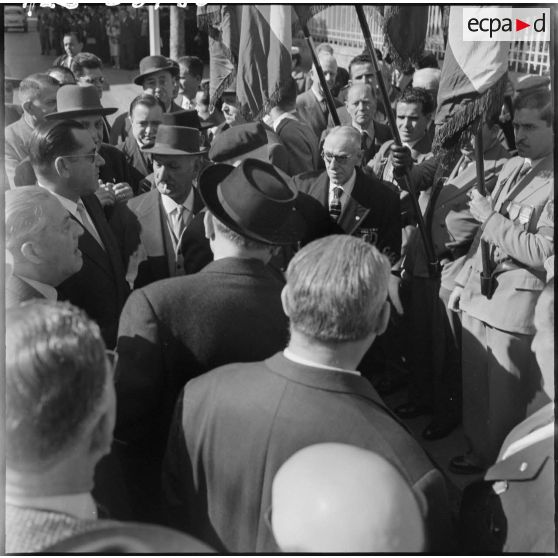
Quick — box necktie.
[76,202,105,249]
[329,187,343,221]
[456,155,473,176]
[320,98,328,116]
[361,131,371,152]
[173,206,186,240]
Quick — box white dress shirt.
[18,276,57,300]
[284,348,361,376]
[328,168,357,208]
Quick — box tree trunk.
[169,6,185,60]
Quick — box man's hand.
[448,286,463,312]
[388,274,404,316]
[389,144,413,174]
[112,182,134,203]
[468,190,494,223]
[95,180,116,207]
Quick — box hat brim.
[134,65,179,86]
[198,163,306,246]
[45,107,118,119]
[142,145,207,156]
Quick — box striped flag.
[433,6,510,153]
[237,5,292,120]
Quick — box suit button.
[519,462,528,472]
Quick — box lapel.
[134,190,168,260]
[75,197,114,278]
[511,154,553,205]
[176,188,205,246]
[338,170,371,235]
[308,172,330,207]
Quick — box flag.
[433,6,510,153]
[237,5,292,120]
[197,5,241,108]
[382,6,429,70]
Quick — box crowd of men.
[4,34,554,554]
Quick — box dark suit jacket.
[115,257,289,449]
[5,274,47,308]
[459,403,554,554]
[13,143,145,195]
[163,352,452,553]
[109,188,212,289]
[275,113,320,175]
[118,135,152,178]
[57,194,129,349]
[293,168,401,266]
[295,89,344,141]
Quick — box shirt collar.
[160,188,194,216]
[16,276,58,301]
[6,491,98,521]
[37,185,81,220]
[353,121,375,138]
[283,348,361,376]
[329,169,357,197]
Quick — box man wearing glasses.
[293,125,401,282]
[28,119,129,349]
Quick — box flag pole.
[355,5,439,278]
[473,125,494,298]
[299,22,341,126]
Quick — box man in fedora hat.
[114,158,305,522]
[110,124,212,290]
[15,85,143,201]
[27,119,129,349]
[110,55,183,145]
[5,73,59,188]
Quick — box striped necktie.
[329,186,343,221]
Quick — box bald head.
[272,443,425,553]
[312,53,338,96]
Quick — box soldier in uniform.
[448,81,553,473]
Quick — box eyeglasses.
[61,152,97,164]
[322,151,353,164]
[83,76,105,86]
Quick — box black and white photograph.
[3,2,555,554]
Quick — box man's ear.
[53,156,70,178]
[203,210,215,241]
[375,300,391,336]
[21,100,35,117]
[20,241,43,264]
[280,286,291,318]
[88,407,113,460]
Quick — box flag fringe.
[197,8,223,39]
[433,72,508,154]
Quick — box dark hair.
[63,31,82,43]
[292,53,301,66]
[398,87,435,116]
[18,73,59,103]
[416,51,439,69]
[6,300,107,467]
[28,119,85,171]
[47,65,77,85]
[349,54,373,76]
[514,88,552,126]
[71,52,103,78]
[177,56,204,80]
[128,93,165,116]
[276,77,297,110]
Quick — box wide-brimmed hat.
[45,85,117,119]
[142,125,205,156]
[198,158,306,245]
[161,110,213,130]
[134,55,179,86]
[209,122,267,162]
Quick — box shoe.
[422,416,459,440]
[395,401,431,419]
[449,455,485,475]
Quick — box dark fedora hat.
[198,158,306,245]
[161,109,213,130]
[134,55,179,86]
[45,84,117,119]
[209,122,267,162]
[142,125,205,156]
